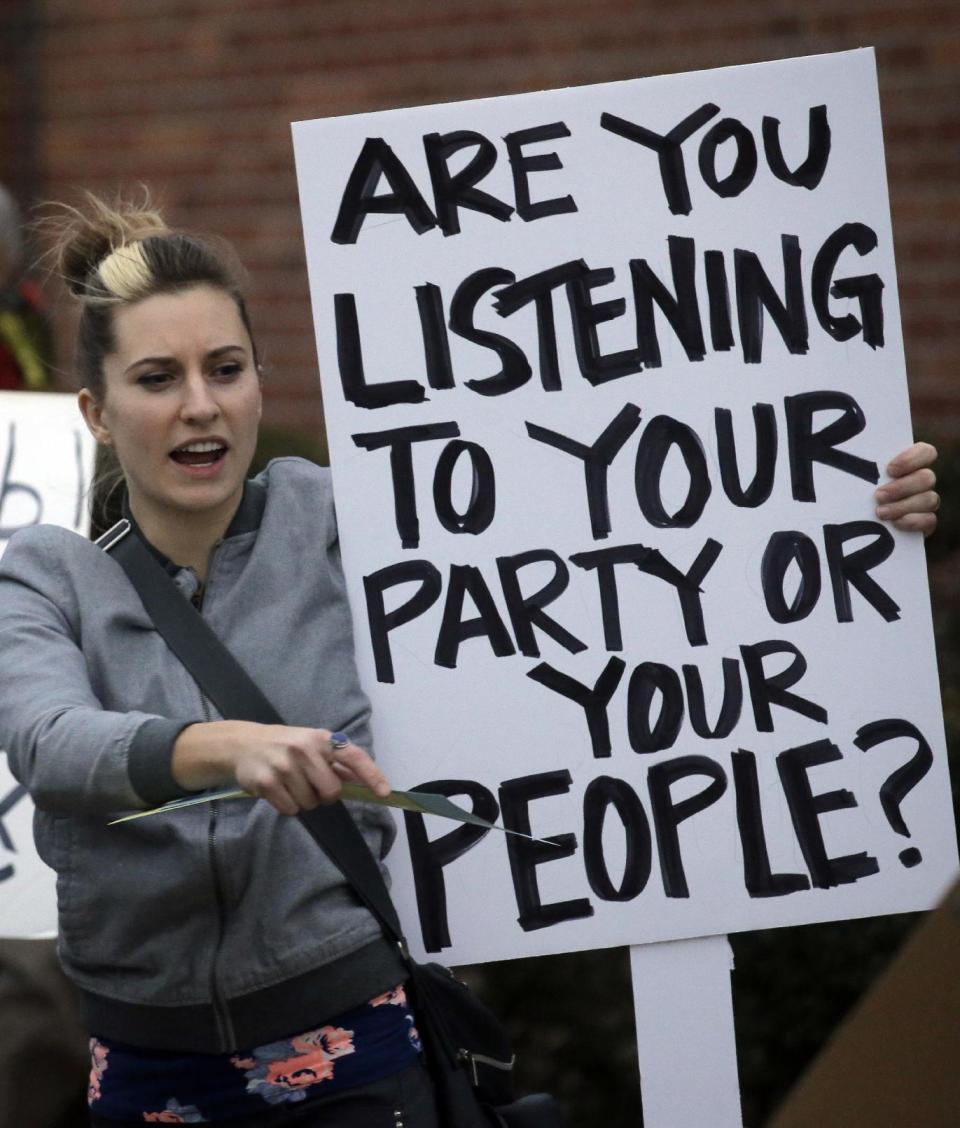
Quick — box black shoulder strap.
[104,520,405,946]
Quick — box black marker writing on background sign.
[0,422,43,540]
[0,782,28,884]
[0,421,90,543]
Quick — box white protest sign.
[293,49,958,967]
[0,391,95,938]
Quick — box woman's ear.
[78,388,112,446]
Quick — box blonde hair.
[96,241,156,302]
[48,190,169,302]
[42,190,256,398]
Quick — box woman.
[0,196,939,1125]
[0,196,438,1126]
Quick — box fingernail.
[875,487,890,501]
[876,505,890,518]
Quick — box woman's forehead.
[110,285,250,362]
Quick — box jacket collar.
[121,478,268,574]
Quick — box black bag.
[410,962,514,1103]
[405,962,567,1127]
[105,521,566,1128]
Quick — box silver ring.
[329,731,350,752]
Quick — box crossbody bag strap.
[104,520,406,946]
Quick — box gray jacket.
[0,458,405,1052]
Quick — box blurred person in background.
[0,183,53,391]
[0,181,89,1126]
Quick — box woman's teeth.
[170,442,227,466]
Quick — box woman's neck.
[129,491,242,581]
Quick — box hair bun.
[43,190,168,297]
[38,186,254,402]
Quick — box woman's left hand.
[875,442,939,536]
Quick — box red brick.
[0,0,951,441]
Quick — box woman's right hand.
[172,720,391,815]
[875,441,940,535]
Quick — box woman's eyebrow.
[207,344,247,359]
[123,344,246,376]
[124,354,175,376]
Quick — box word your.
[353,392,880,547]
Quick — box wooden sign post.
[632,937,742,1125]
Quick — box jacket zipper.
[207,791,236,1050]
[196,544,238,1052]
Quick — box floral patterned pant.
[86,985,436,1125]
[90,1059,440,1127]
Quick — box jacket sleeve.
[0,533,193,814]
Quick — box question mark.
[854,719,933,868]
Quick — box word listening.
[336,226,882,410]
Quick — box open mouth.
[169,440,229,468]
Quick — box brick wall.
[6,0,959,438]
[0,3,41,215]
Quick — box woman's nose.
[179,374,220,422]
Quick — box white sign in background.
[0,392,95,937]
[293,49,958,967]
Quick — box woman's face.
[80,285,262,536]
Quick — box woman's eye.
[137,371,173,388]
[212,362,242,380]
